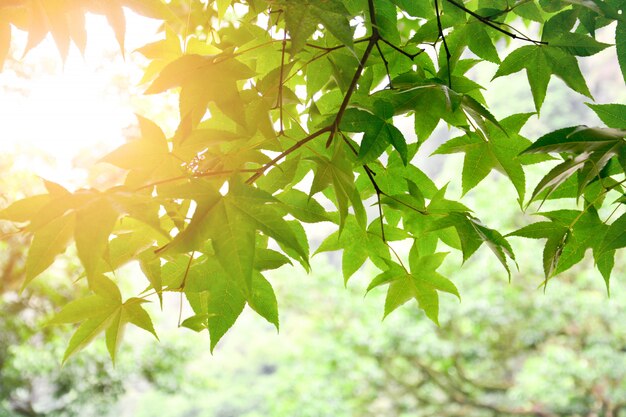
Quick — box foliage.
[0,157,186,417]
[0,0,625,360]
[109,175,626,417]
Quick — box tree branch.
[325,34,379,147]
[380,38,424,60]
[245,126,331,184]
[445,0,548,45]
[339,133,387,241]
[249,0,381,183]
[135,169,258,191]
[434,0,452,88]
[277,31,287,135]
[375,41,394,89]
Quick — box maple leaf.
[145,54,255,129]
[274,0,354,54]
[316,217,390,284]
[367,252,459,324]
[434,113,550,202]
[509,209,611,283]
[521,126,626,202]
[493,45,594,112]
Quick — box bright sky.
[0,12,162,188]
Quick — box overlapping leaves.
[0,0,625,361]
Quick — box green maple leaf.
[208,199,257,291]
[522,126,626,201]
[227,181,308,265]
[493,45,592,112]
[23,212,75,288]
[373,0,401,44]
[340,105,408,165]
[157,193,255,291]
[308,147,366,230]
[599,212,626,254]
[74,196,120,279]
[277,189,334,223]
[617,20,626,83]
[145,54,254,128]
[0,194,51,223]
[248,272,280,330]
[390,0,434,18]
[51,275,156,363]
[509,209,610,282]
[428,211,515,277]
[587,103,626,129]
[316,216,390,284]
[101,116,182,187]
[434,113,549,201]
[106,298,157,363]
[182,257,279,349]
[278,0,354,54]
[183,257,247,351]
[159,181,307,289]
[254,249,292,271]
[466,23,500,64]
[380,74,498,142]
[367,252,459,324]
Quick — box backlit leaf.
[24,213,75,288]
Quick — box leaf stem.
[339,133,387,241]
[387,242,409,273]
[568,178,626,230]
[178,253,195,327]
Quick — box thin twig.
[134,169,258,192]
[445,0,548,45]
[305,38,370,52]
[283,38,372,84]
[380,38,424,60]
[249,0,381,182]
[178,253,195,327]
[246,126,331,183]
[339,133,387,241]
[434,0,452,88]
[375,41,394,89]
[277,31,287,135]
[325,34,379,147]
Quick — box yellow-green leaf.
[24,212,75,288]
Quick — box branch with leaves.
[0,0,625,362]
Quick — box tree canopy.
[0,0,625,362]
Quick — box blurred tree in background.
[0,157,186,417]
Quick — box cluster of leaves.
[0,0,625,361]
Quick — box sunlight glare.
[0,12,160,188]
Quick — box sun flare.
[0,12,160,187]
